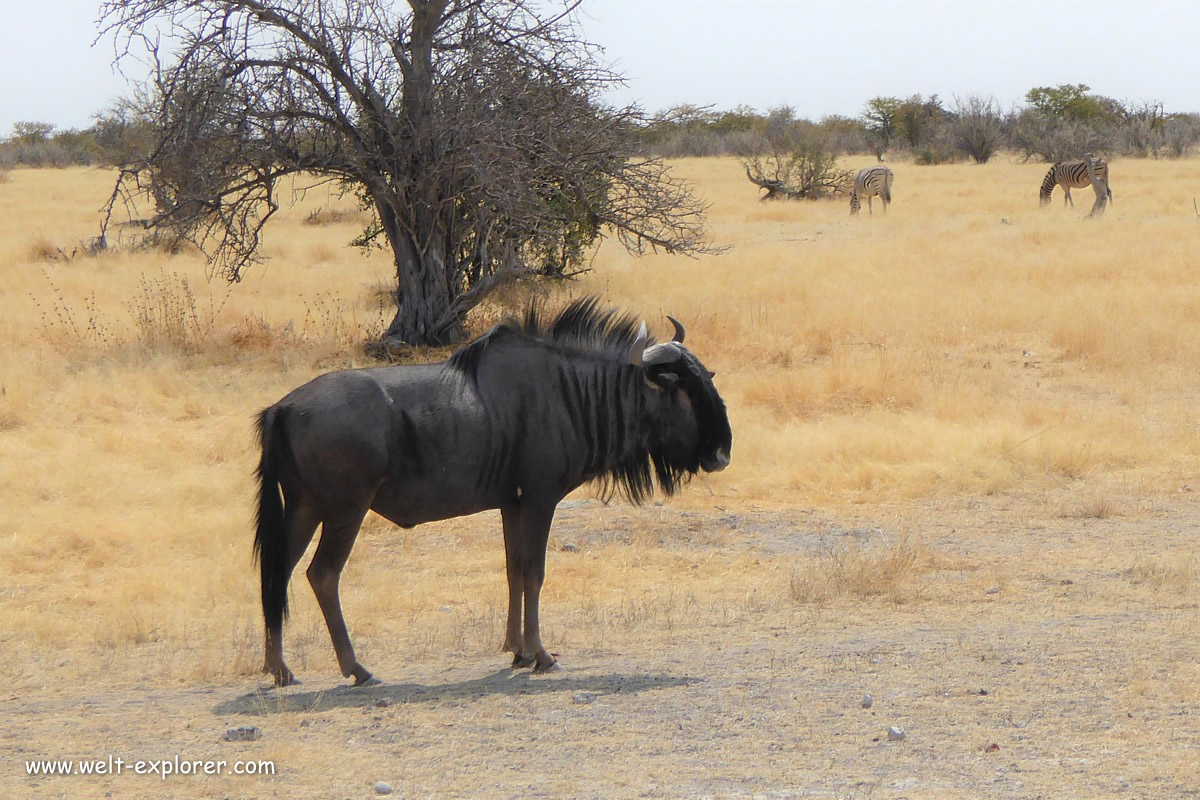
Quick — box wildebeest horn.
[629,322,648,366]
[642,342,684,366]
[666,316,685,344]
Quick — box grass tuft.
[789,536,932,605]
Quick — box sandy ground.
[3,492,1198,800]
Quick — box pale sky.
[3,0,1197,137]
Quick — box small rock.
[223,725,262,742]
[985,586,1001,595]
[375,697,392,708]
[571,692,597,705]
[860,694,873,708]
[300,719,312,727]
[374,781,394,795]
[985,742,1000,753]
[560,542,580,552]
[887,726,906,741]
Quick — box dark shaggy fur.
[252,295,731,685]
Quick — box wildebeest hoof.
[350,667,378,686]
[533,660,563,674]
[270,668,300,688]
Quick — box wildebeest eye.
[652,372,679,391]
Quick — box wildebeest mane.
[449,296,647,378]
[447,297,690,505]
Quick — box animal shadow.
[214,669,699,716]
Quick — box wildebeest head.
[630,314,733,479]
[502,297,733,501]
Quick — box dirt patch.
[3,495,1198,799]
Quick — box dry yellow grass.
[1,158,1199,798]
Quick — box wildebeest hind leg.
[264,500,320,686]
[500,506,531,666]
[307,507,376,686]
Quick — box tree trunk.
[1085,154,1108,218]
[379,230,464,347]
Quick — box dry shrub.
[29,235,110,262]
[303,207,366,226]
[310,243,337,263]
[789,535,931,605]
[1065,493,1120,519]
[29,237,67,262]
[32,269,119,354]
[1127,553,1197,594]
[301,292,390,351]
[125,271,229,354]
[227,313,285,353]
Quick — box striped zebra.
[1039,158,1113,207]
[850,166,893,215]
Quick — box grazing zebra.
[1039,158,1113,207]
[850,166,894,215]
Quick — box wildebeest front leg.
[518,504,559,672]
[307,508,376,686]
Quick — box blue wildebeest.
[255,297,733,686]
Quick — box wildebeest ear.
[708,370,716,379]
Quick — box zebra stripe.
[850,166,894,215]
[1039,158,1113,207]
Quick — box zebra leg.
[1064,188,1074,208]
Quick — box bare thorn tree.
[739,107,852,200]
[99,0,716,346]
[950,95,1004,164]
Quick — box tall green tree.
[1024,84,1109,121]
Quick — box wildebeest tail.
[254,406,291,632]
